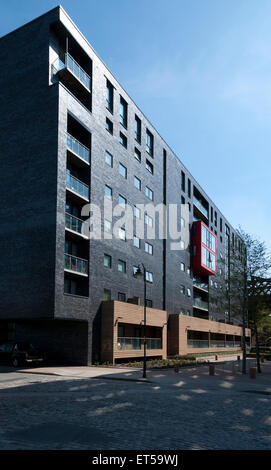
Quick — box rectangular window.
[181,196,185,205]
[119,132,127,148]
[134,147,141,162]
[105,185,112,199]
[134,176,141,190]
[103,289,111,301]
[104,219,112,233]
[145,242,153,255]
[146,299,153,308]
[133,235,140,248]
[64,278,77,295]
[106,80,114,113]
[145,214,153,227]
[145,271,153,283]
[220,217,223,232]
[188,178,191,198]
[146,129,154,156]
[187,288,191,297]
[180,285,185,295]
[105,151,113,167]
[118,194,127,207]
[133,205,141,218]
[145,186,154,201]
[119,227,126,241]
[181,171,185,192]
[134,115,141,143]
[104,254,112,268]
[180,262,185,271]
[146,159,153,174]
[120,96,128,128]
[118,260,126,273]
[119,163,127,179]
[202,246,216,271]
[118,292,126,302]
[106,117,113,135]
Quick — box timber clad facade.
[0,7,250,365]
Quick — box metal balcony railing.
[117,337,162,351]
[193,198,208,218]
[66,172,89,200]
[193,279,209,291]
[67,133,90,163]
[52,53,91,90]
[193,298,209,311]
[64,253,88,275]
[65,212,87,236]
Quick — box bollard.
[174,363,179,373]
[209,364,215,376]
[249,367,257,379]
[261,356,264,363]
[215,355,218,361]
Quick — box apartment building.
[0,7,250,365]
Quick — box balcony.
[117,337,162,351]
[65,213,88,238]
[193,197,208,219]
[188,339,242,349]
[67,133,90,164]
[193,297,209,311]
[193,278,209,292]
[66,172,89,200]
[64,253,88,276]
[52,53,91,91]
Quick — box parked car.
[0,342,45,367]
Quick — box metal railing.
[193,279,209,291]
[52,53,91,90]
[193,298,209,311]
[66,172,89,199]
[65,212,86,236]
[193,198,208,218]
[64,253,88,275]
[67,133,90,163]
[188,340,209,348]
[117,337,162,351]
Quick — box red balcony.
[192,221,217,276]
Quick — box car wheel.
[12,358,19,368]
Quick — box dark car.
[0,342,45,367]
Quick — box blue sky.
[1,0,271,252]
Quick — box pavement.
[0,358,270,450]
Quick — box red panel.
[192,221,217,276]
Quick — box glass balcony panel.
[66,134,90,163]
[65,213,84,235]
[64,253,88,275]
[117,337,162,350]
[66,171,89,199]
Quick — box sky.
[1,0,271,253]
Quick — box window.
[202,246,216,271]
[187,267,191,276]
[145,214,153,227]
[220,217,223,232]
[118,259,126,273]
[134,147,141,162]
[103,289,111,301]
[181,196,185,205]
[187,288,191,297]
[202,225,216,252]
[118,194,127,207]
[180,262,185,271]
[146,159,153,174]
[134,176,141,190]
[119,132,127,148]
[104,254,112,268]
[181,171,185,192]
[104,219,112,233]
[186,310,191,317]
[133,205,141,218]
[211,207,213,223]
[64,278,77,295]
[145,271,153,283]
[146,299,153,308]
[180,285,185,295]
[105,151,113,167]
[214,211,217,227]
[120,97,128,128]
[145,186,153,201]
[119,227,126,241]
[188,178,191,198]
[133,235,140,248]
[105,185,112,199]
[106,80,114,112]
[146,129,154,156]
[118,292,126,302]
[119,163,127,179]
[134,115,141,143]
[106,117,113,134]
[145,242,153,255]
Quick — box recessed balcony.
[52,53,91,91]
[193,278,209,292]
[66,171,89,201]
[64,253,88,276]
[67,133,90,165]
[117,337,162,351]
[193,197,208,219]
[65,212,88,239]
[193,297,209,311]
